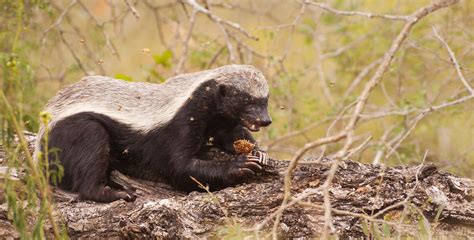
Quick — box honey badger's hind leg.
[48,113,136,203]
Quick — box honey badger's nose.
[259,116,272,127]
[261,119,272,127]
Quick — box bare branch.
[123,0,141,20]
[183,0,258,41]
[78,2,121,59]
[57,28,88,76]
[175,10,198,74]
[385,94,474,159]
[432,27,474,94]
[305,0,410,21]
[321,33,372,59]
[218,24,237,63]
[41,0,78,44]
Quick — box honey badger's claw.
[251,150,269,165]
[238,168,255,176]
[247,155,260,162]
[260,151,268,165]
[228,157,262,179]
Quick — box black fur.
[45,80,271,202]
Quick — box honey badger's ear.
[218,84,227,97]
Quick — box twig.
[266,117,334,151]
[183,0,258,41]
[342,58,383,101]
[228,34,268,59]
[218,24,237,63]
[175,10,198,74]
[372,124,398,165]
[41,0,78,44]
[78,2,121,59]
[123,0,140,19]
[207,47,225,68]
[57,28,88,75]
[143,0,174,50]
[305,0,411,21]
[385,94,473,159]
[277,1,306,66]
[298,201,411,228]
[342,135,372,160]
[321,33,372,59]
[385,112,426,159]
[57,5,106,74]
[432,27,474,94]
[313,19,335,106]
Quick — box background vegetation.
[2,0,472,175]
[0,0,472,238]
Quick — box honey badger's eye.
[244,98,251,105]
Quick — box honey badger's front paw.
[227,156,263,179]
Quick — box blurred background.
[1,0,473,177]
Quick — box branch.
[175,10,198,74]
[41,0,78,44]
[432,27,474,95]
[183,0,258,41]
[385,94,474,159]
[57,28,88,75]
[123,0,141,20]
[78,2,121,59]
[305,0,411,21]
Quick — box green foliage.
[2,98,66,239]
[1,1,65,238]
[115,73,134,82]
[215,219,251,240]
[152,50,173,68]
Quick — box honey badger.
[35,65,272,203]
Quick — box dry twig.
[175,10,198,74]
[432,27,474,94]
[123,0,141,19]
[305,0,411,21]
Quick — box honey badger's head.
[212,65,271,132]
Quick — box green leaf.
[382,223,391,237]
[152,50,173,68]
[418,213,432,238]
[372,223,382,240]
[361,220,370,237]
[115,73,133,82]
[434,205,445,223]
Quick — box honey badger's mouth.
[240,118,262,132]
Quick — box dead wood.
[0,134,473,238]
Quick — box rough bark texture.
[0,134,473,238]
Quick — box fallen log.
[0,133,472,238]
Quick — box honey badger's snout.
[241,105,272,132]
[256,109,272,127]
